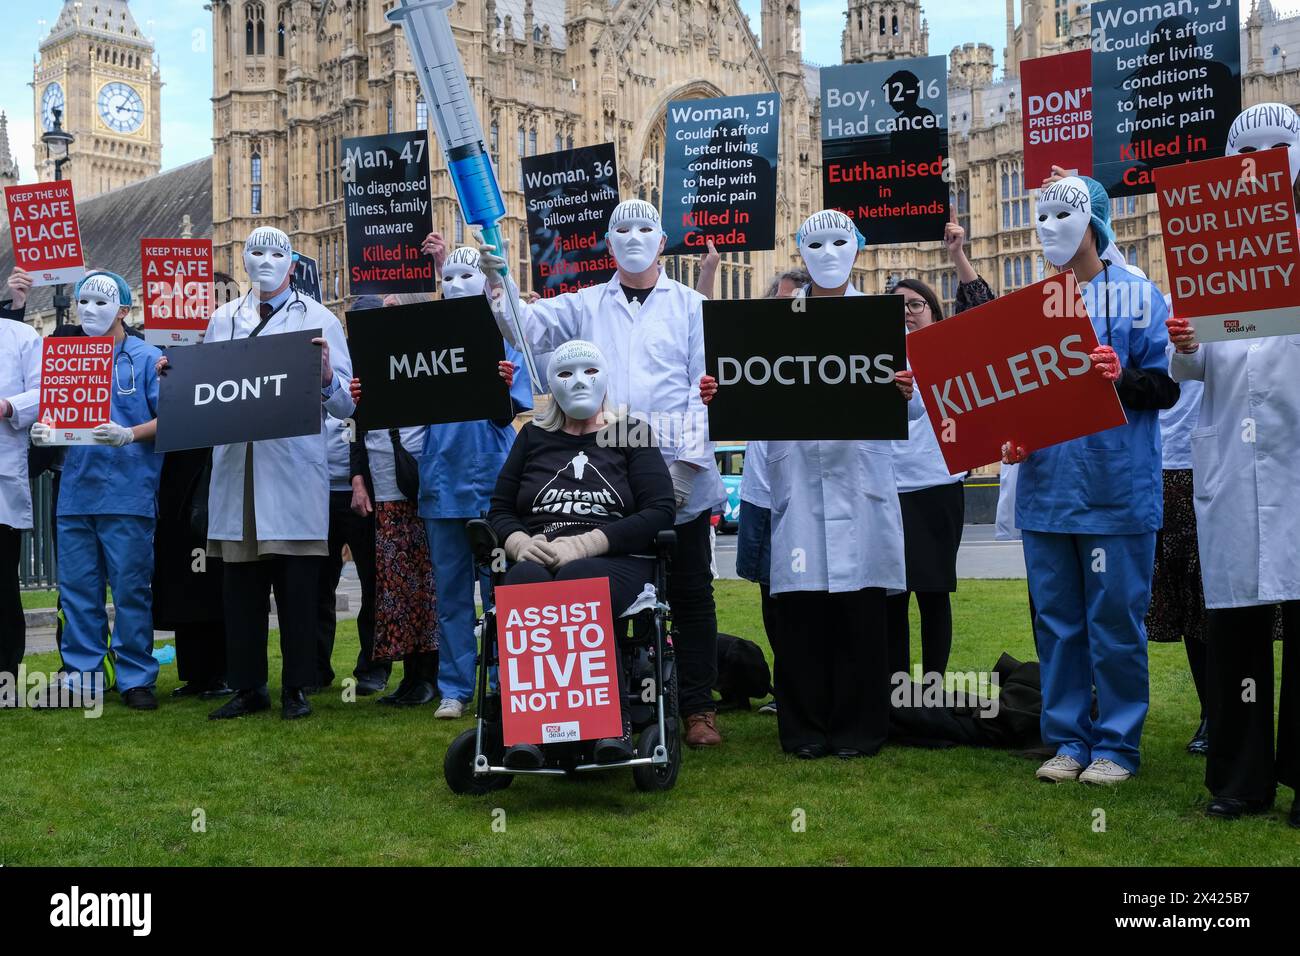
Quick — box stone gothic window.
[879,15,886,35]
[246,3,266,56]
[277,6,287,57]
[417,97,428,131]
[250,150,263,215]
[387,99,394,134]
[454,206,464,245]
[518,226,529,290]
[490,119,499,166]
[892,15,899,35]
[528,128,537,157]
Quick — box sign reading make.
[661,93,779,255]
[343,129,436,296]
[905,274,1128,473]
[1156,147,1300,342]
[39,336,113,444]
[141,238,214,346]
[154,329,324,453]
[345,295,511,431]
[496,576,623,747]
[4,179,85,286]
[1090,0,1240,197]
[703,295,907,441]
[521,142,620,299]
[1021,50,1093,183]
[820,56,949,244]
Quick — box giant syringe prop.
[387,0,543,394]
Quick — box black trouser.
[223,556,322,691]
[669,511,718,716]
[0,525,23,675]
[175,621,227,685]
[770,587,891,755]
[1205,601,1300,803]
[759,582,777,698]
[1185,634,1208,718]
[316,491,386,686]
[885,591,953,678]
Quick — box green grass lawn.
[19,589,59,610]
[2,579,1294,866]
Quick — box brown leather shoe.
[684,711,722,747]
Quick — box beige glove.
[504,531,556,566]
[547,529,610,568]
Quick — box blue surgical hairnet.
[1079,176,1115,255]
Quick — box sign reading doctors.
[1156,147,1300,342]
[905,274,1128,474]
[661,93,779,255]
[153,330,324,453]
[345,296,512,431]
[343,129,437,296]
[521,142,620,298]
[820,55,949,244]
[702,295,908,441]
[1090,0,1240,197]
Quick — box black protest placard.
[521,143,620,299]
[292,253,321,301]
[343,130,436,296]
[346,296,511,431]
[155,330,323,453]
[1090,0,1240,197]
[820,56,949,245]
[703,295,907,441]
[661,93,779,255]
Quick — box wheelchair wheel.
[632,724,680,792]
[444,727,512,795]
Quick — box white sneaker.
[1035,754,1085,783]
[1079,758,1132,785]
[434,698,465,719]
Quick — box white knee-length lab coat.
[0,319,42,529]
[203,291,354,542]
[1171,336,1300,608]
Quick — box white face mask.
[1226,103,1300,185]
[441,247,486,299]
[77,275,123,336]
[1035,176,1092,267]
[606,200,663,275]
[242,227,294,293]
[797,210,861,290]
[547,341,608,421]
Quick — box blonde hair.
[533,396,624,433]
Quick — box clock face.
[97,81,144,134]
[41,82,64,131]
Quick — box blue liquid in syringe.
[447,143,505,229]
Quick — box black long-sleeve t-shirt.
[488,419,675,555]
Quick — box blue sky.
[1,1,1281,181]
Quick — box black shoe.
[302,683,331,696]
[503,744,545,769]
[355,673,388,697]
[170,682,206,698]
[793,744,829,760]
[391,680,436,706]
[1186,717,1209,755]
[1205,796,1273,820]
[208,687,272,720]
[122,687,158,711]
[281,687,312,720]
[199,680,235,700]
[378,679,415,706]
[1290,799,1300,830]
[834,748,868,759]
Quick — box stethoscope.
[114,343,137,396]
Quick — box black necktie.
[250,301,274,338]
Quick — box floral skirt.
[1147,470,1204,643]
[372,500,439,661]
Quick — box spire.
[43,0,148,51]
[0,111,19,186]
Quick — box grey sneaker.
[757,698,777,715]
[1080,758,1132,785]
[434,698,465,719]
[1036,754,1085,783]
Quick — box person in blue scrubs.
[30,272,164,710]
[419,247,532,715]
[1006,176,1178,785]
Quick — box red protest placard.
[1155,147,1300,343]
[141,238,214,346]
[39,336,114,444]
[906,273,1127,473]
[3,179,85,286]
[1021,51,1093,183]
[496,575,623,747]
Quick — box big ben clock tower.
[32,0,162,197]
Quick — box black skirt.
[899,481,965,593]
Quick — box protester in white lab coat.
[0,269,42,678]
[701,209,922,758]
[1161,102,1300,825]
[160,226,355,721]
[479,198,727,748]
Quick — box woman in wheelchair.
[488,339,676,768]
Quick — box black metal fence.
[19,472,56,589]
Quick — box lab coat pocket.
[1189,426,1220,503]
[1080,448,1133,509]
[857,443,892,502]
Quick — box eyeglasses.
[903,298,930,314]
